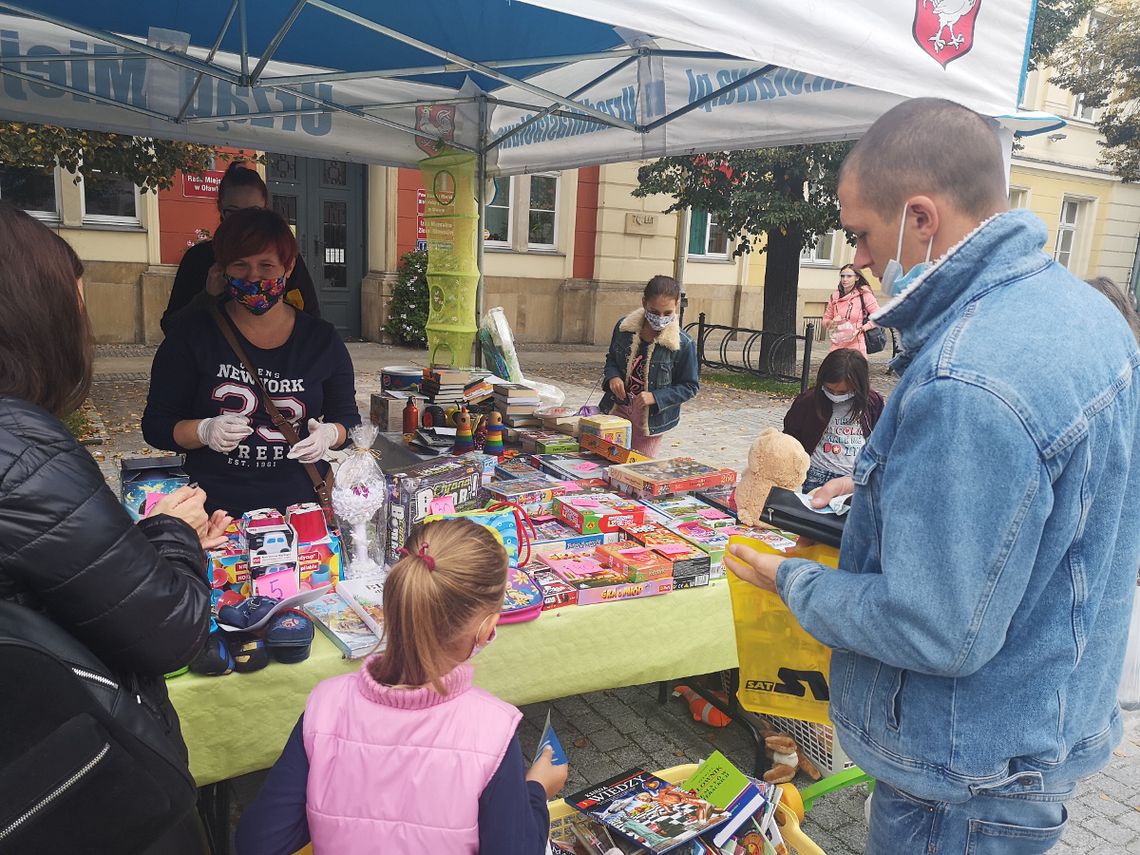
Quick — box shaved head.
[841,98,1008,220]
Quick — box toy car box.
[119,455,189,522]
[385,456,483,564]
[607,457,738,499]
[554,493,646,535]
[578,414,632,449]
[243,508,300,596]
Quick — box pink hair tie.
[399,543,435,572]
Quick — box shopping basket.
[548,763,825,854]
[725,533,872,811]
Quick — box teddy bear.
[735,427,811,527]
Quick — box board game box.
[555,493,646,535]
[618,521,712,588]
[694,485,738,519]
[531,568,578,609]
[531,452,609,481]
[578,414,633,449]
[640,494,734,523]
[485,476,567,517]
[531,518,606,554]
[594,543,672,583]
[579,430,653,464]
[539,548,672,606]
[607,458,738,499]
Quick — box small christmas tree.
[384,249,429,347]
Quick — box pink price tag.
[698,508,729,520]
[429,496,456,515]
[252,569,299,601]
[619,547,650,556]
[573,461,600,472]
[655,543,691,556]
[569,497,602,509]
[143,491,168,516]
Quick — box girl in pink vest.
[235,518,568,854]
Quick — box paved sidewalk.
[88,342,1139,853]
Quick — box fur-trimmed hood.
[618,308,682,351]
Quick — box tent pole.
[475,95,488,369]
[675,208,691,327]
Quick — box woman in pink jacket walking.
[236,518,567,854]
[822,264,881,355]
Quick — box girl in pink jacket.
[236,518,567,854]
[822,264,881,355]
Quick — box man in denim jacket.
[729,98,1140,853]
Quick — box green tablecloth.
[169,583,737,785]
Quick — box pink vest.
[302,658,521,854]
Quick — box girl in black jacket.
[0,203,226,854]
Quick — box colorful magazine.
[304,591,383,659]
[566,769,731,853]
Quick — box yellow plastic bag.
[726,533,840,725]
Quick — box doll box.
[385,457,483,564]
[578,431,653,464]
[554,494,646,535]
[531,569,578,610]
[594,543,672,583]
[606,458,738,499]
[578,415,632,449]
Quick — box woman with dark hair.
[600,274,699,456]
[783,348,885,492]
[822,263,881,354]
[144,207,360,516]
[0,202,219,852]
[160,161,320,333]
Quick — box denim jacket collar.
[874,210,1051,374]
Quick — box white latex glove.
[288,419,339,463]
[196,414,253,453]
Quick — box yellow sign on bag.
[725,533,840,726]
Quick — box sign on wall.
[182,170,225,199]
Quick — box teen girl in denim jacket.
[601,275,699,456]
[236,519,566,854]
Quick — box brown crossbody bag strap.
[208,304,335,517]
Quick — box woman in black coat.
[0,203,228,853]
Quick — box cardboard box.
[618,521,712,588]
[536,409,582,436]
[485,476,566,517]
[579,431,653,464]
[531,569,578,609]
[207,522,251,615]
[287,503,343,589]
[531,452,609,481]
[534,435,580,454]
[495,457,547,480]
[386,457,483,564]
[606,457,738,499]
[554,493,646,535]
[369,391,425,432]
[119,455,189,522]
[538,548,671,605]
[531,518,606,555]
[594,543,672,582]
[640,494,734,523]
[578,414,632,449]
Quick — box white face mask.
[879,202,934,298]
[823,389,855,403]
[470,623,497,659]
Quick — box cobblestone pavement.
[89,343,1138,853]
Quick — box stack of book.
[463,375,495,406]
[494,382,541,427]
[421,368,471,406]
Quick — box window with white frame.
[1008,187,1029,209]
[527,173,558,249]
[484,176,511,246]
[1072,16,1104,122]
[1054,198,1083,269]
[801,230,836,265]
[688,207,729,257]
[0,163,58,218]
[83,170,138,224]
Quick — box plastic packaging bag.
[331,424,387,582]
[480,306,523,383]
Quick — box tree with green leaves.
[1050,1,1140,182]
[384,249,430,347]
[0,122,255,192]
[634,145,850,347]
[1028,0,1096,70]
